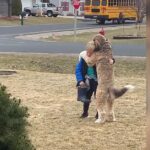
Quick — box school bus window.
[108,0,118,6]
[85,0,91,5]
[118,0,123,6]
[102,0,107,6]
[122,0,124,6]
[123,0,128,6]
[113,0,118,6]
[108,0,112,6]
[92,0,100,6]
[108,1,110,6]
[131,0,136,6]
[126,0,128,6]
[117,0,136,7]
[133,0,136,6]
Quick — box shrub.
[0,84,34,150]
[12,0,22,16]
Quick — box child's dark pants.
[81,79,97,118]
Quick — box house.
[0,0,85,17]
[0,0,10,17]
[21,0,32,10]
[59,0,85,16]
[21,0,59,10]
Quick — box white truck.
[24,3,62,17]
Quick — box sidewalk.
[15,28,98,41]
[58,15,93,21]
[15,24,145,41]
[58,15,84,20]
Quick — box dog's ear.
[93,39,101,51]
[94,39,103,52]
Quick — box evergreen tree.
[12,0,22,16]
[0,84,34,150]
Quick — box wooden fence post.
[146,0,150,149]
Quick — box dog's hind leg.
[95,89,107,124]
[106,97,116,122]
[95,108,106,124]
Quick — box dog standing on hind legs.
[81,35,135,124]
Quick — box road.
[0,20,146,57]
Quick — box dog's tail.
[110,85,135,99]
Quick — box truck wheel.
[47,11,53,17]
[137,18,143,23]
[53,14,58,17]
[25,10,31,16]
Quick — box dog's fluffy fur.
[81,34,135,124]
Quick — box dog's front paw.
[95,119,101,123]
[107,118,116,122]
[95,118,105,124]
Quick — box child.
[75,42,98,118]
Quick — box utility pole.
[73,0,80,41]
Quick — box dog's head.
[93,34,107,52]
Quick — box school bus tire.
[101,19,105,24]
[137,17,143,23]
[96,18,101,24]
[96,18,105,24]
[117,18,125,24]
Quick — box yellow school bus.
[84,0,144,24]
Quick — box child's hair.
[86,41,95,51]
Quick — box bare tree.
[8,0,12,17]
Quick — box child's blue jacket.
[75,58,97,85]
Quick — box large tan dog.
[81,34,134,124]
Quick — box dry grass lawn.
[0,16,75,26]
[45,25,146,46]
[0,54,146,150]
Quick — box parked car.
[24,3,62,17]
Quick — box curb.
[113,35,146,39]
